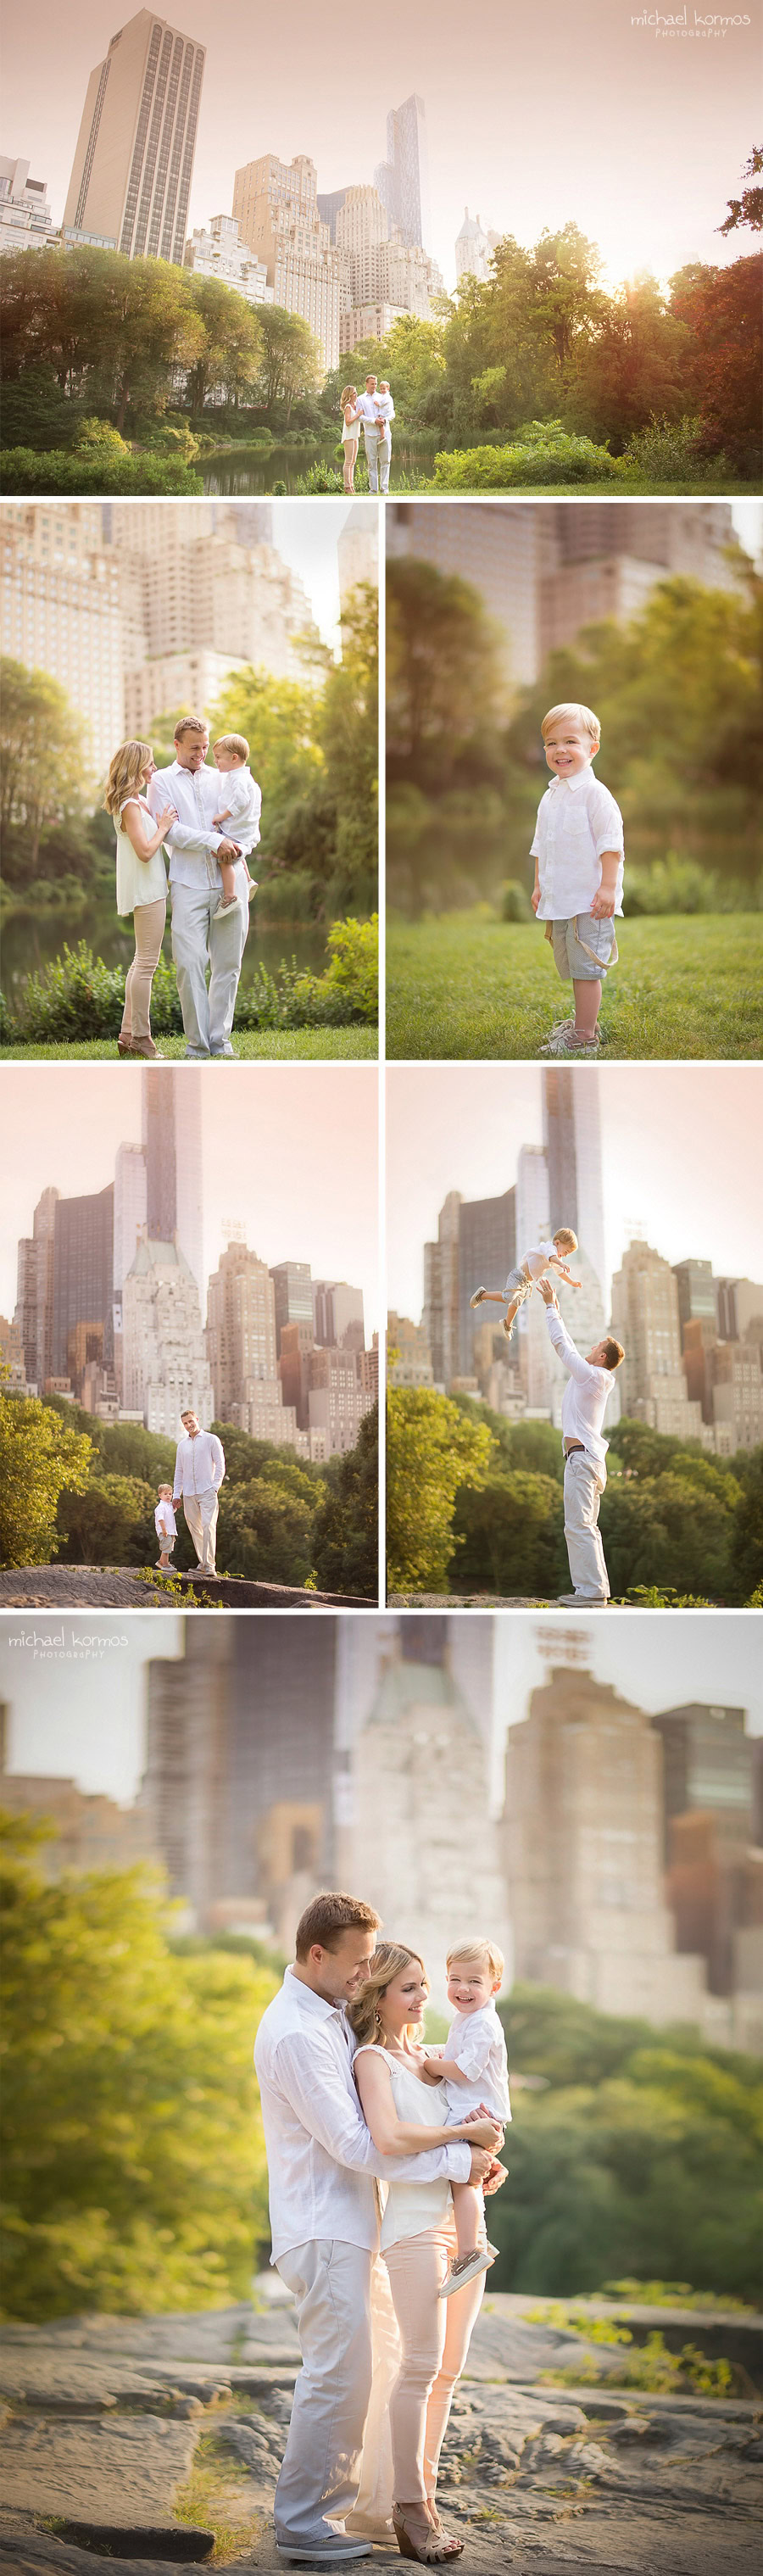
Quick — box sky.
[1,1608,760,1805]
[3,0,759,291]
[0,1063,380,1334]
[270,501,376,655]
[386,1063,763,1319]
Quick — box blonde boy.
[154,1484,177,1570]
[531,702,624,1057]
[470,1226,581,1341]
[211,734,260,920]
[422,1939,511,2298]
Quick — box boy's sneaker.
[539,1017,574,1055]
[470,1286,487,1308]
[213,895,240,920]
[549,1029,601,1058]
[247,878,259,903]
[502,1315,515,1339]
[438,2245,494,2300]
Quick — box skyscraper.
[121,1237,212,1434]
[542,1065,606,1302]
[232,154,343,369]
[205,1241,299,1445]
[456,1189,516,1375]
[611,1241,705,1438]
[375,95,431,252]
[52,1186,114,1382]
[0,505,135,783]
[63,12,205,265]
[270,1262,314,1352]
[142,1068,203,1305]
[386,505,540,688]
[14,1188,58,1393]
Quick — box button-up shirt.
[355,392,382,428]
[253,1966,471,2261]
[444,2001,512,2124]
[173,1429,226,1497]
[531,767,624,920]
[148,761,259,892]
[545,1306,615,1478]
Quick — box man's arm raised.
[537,1280,599,1386]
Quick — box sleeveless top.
[114,795,169,915]
[354,2044,454,2250]
[342,409,359,443]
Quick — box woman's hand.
[157,806,177,834]
[458,2116,503,2150]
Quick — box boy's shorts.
[549,915,617,983]
[503,1266,532,1302]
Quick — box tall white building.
[233,154,343,370]
[611,1241,705,1439]
[336,187,390,303]
[63,12,205,264]
[113,1142,148,1393]
[454,208,498,284]
[337,505,378,647]
[336,181,442,345]
[0,158,53,256]
[542,1064,606,1304]
[121,1236,213,1435]
[183,212,273,306]
[0,505,141,785]
[375,95,431,253]
[142,1066,203,1307]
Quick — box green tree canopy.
[254,305,323,420]
[0,661,87,859]
[387,1387,493,1592]
[0,1390,92,1568]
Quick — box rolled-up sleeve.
[274,2032,471,2186]
[589,780,624,856]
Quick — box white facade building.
[233,154,343,371]
[63,12,204,265]
[375,94,432,253]
[183,212,273,305]
[0,158,53,256]
[121,1235,213,1434]
[0,505,140,787]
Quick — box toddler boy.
[423,1939,511,2299]
[471,1227,581,1341]
[531,702,624,1057]
[154,1485,177,1570]
[211,733,260,920]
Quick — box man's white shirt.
[531,767,625,919]
[253,1965,471,2261]
[355,393,383,428]
[148,761,260,890]
[545,1307,615,1478]
[173,1430,226,1496]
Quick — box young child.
[531,702,624,1059]
[211,733,260,920]
[470,1228,581,1341]
[422,1939,511,2299]
[154,1485,177,1570]
[374,380,395,457]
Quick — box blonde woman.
[340,384,361,493]
[349,1943,504,2566]
[104,742,176,1059]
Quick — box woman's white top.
[354,2046,454,2250]
[115,795,168,915]
[531,767,625,919]
[441,2001,511,2124]
[342,409,359,443]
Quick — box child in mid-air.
[154,1485,177,1570]
[421,1939,511,2298]
[470,1228,581,1340]
[531,702,624,1059]
[211,733,260,920]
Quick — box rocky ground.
[0,1572,368,1610]
[1,2296,760,2574]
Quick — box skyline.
[3,1,756,296]
[0,1065,379,1335]
[2,1610,761,1809]
[387,1066,763,1324]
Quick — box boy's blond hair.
[379,380,390,392]
[158,1483,172,1496]
[446,1938,504,1985]
[541,702,600,743]
[553,1227,578,1252]
[214,733,249,761]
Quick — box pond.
[1,904,328,997]
[201,441,437,494]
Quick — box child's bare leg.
[451,2177,483,2261]
[219,860,237,906]
[503,1292,521,1337]
[573,978,601,1040]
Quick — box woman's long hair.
[103,740,153,817]
[339,384,358,413]
[347,1941,428,2048]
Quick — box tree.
[386,557,504,789]
[565,276,690,451]
[452,1469,568,1598]
[387,1388,493,1593]
[670,255,763,471]
[56,1474,157,1568]
[317,587,379,912]
[719,148,763,235]
[0,1390,92,1568]
[254,306,322,421]
[217,1478,320,1586]
[209,668,324,811]
[0,1824,279,2317]
[184,275,262,415]
[312,1408,378,1598]
[0,662,86,861]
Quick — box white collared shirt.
[148,761,259,892]
[523,1241,565,1282]
[531,767,624,919]
[545,1306,615,1476]
[443,2000,511,2124]
[355,392,382,425]
[173,1429,226,1496]
[214,766,261,839]
[253,1966,471,2262]
[154,1500,177,1539]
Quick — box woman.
[340,384,362,493]
[104,740,175,1059]
[349,1943,503,2566]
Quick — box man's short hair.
[214,733,249,761]
[604,1336,625,1370]
[295,1891,382,1958]
[541,701,600,743]
[175,715,208,742]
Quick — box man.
[172,1410,226,1575]
[537,1276,624,1604]
[254,1890,504,2566]
[148,716,261,1059]
[354,375,390,497]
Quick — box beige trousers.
[273,2239,374,2550]
[383,2218,486,2506]
[182,1486,219,1572]
[120,897,166,1042]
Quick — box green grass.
[386,914,763,1060]
[0,1028,377,1061]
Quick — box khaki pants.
[119,897,166,1043]
[182,1486,219,1572]
[383,2218,485,2507]
[274,2239,374,2550]
[564,1447,609,1598]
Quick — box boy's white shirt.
[214,765,261,837]
[531,766,625,918]
[374,393,395,438]
[440,1999,511,2124]
[522,1241,570,1282]
[154,1501,177,1538]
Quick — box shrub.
[432,425,617,491]
[236,916,378,1029]
[626,856,726,916]
[616,413,712,484]
[1,446,203,496]
[3,921,377,1043]
[294,460,346,493]
[499,878,533,923]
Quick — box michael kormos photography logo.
[8,1628,130,1660]
[631,7,752,30]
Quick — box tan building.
[233,154,343,370]
[337,505,378,646]
[539,502,744,655]
[121,1234,213,1436]
[423,1190,461,1390]
[0,506,140,786]
[63,11,205,264]
[0,1710,149,1874]
[0,1315,27,1393]
[205,1239,298,1447]
[307,1346,374,1456]
[387,1313,434,1388]
[0,157,53,256]
[112,505,319,697]
[611,1240,705,1439]
[14,1187,58,1397]
[709,1341,763,1455]
[387,503,540,689]
[125,650,250,740]
[336,186,390,303]
[339,301,408,357]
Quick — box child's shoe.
[502,1315,515,1339]
[469,1287,487,1308]
[247,878,259,903]
[213,895,241,920]
[438,2246,494,2300]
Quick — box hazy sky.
[0,1064,380,1332]
[387,1063,763,1319]
[4,0,758,289]
[1,1608,760,1805]
[271,502,377,653]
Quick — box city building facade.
[183,211,273,305]
[611,1240,705,1439]
[1,505,131,783]
[232,154,343,369]
[0,157,53,255]
[63,11,204,263]
[121,1235,213,1435]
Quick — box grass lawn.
[386,914,763,1060]
[0,1028,378,1062]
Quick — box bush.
[626,856,726,915]
[3,922,377,1043]
[236,916,378,1029]
[294,460,346,493]
[616,414,715,484]
[2,941,183,1043]
[499,878,533,923]
[432,426,618,491]
[1,446,203,496]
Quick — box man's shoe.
[470,1286,487,1308]
[556,1592,609,1607]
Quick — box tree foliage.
[0,661,86,856]
[0,1390,92,1568]
[387,1388,493,1593]
[311,1406,379,1599]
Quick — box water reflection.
[202,443,436,494]
[2,906,328,993]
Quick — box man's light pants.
[563,1449,610,1599]
[362,427,390,495]
[183,1486,219,1574]
[274,2239,374,2548]
[170,868,248,1057]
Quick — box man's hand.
[467,2145,494,2183]
[531,886,541,913]
[171,1497,181,1511]
[537,1279,558,1308]
[216,839,242,861]
[483,2158,509,2197]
